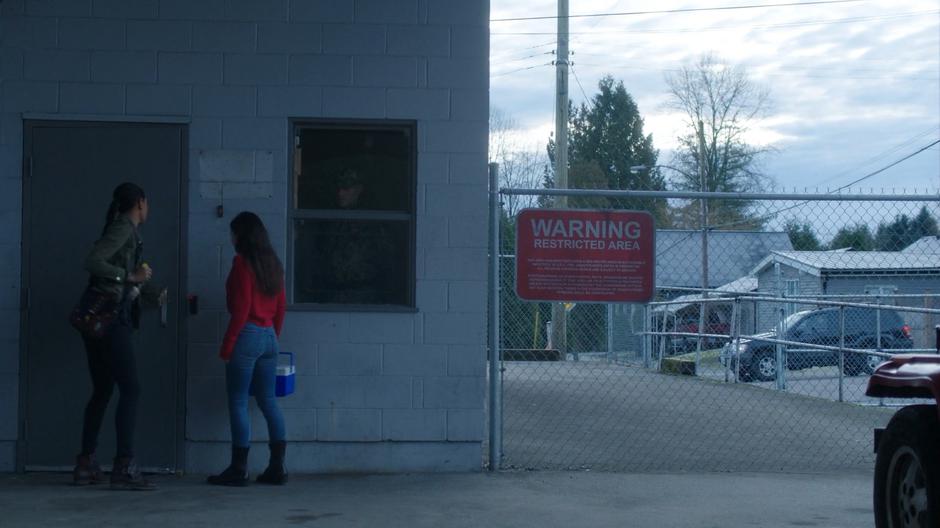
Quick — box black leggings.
[80,320,139,458]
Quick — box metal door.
[22,121,185,471]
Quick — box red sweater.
[220,255,286,360]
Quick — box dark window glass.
[293,219,409,305]
[295,129,411,212]
[290,122,416,308]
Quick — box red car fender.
[866,354,940,422]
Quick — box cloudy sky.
[489,0,940,193]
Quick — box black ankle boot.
[72,453,103,486]
[207,446,249,487]
[256,441,288,485]
[110,457,156,491]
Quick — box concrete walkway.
[0,470,875,527]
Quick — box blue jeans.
[225,323,286,448]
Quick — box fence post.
[776,304,787,391]
[607,304,614,364]
[728,298,740,383]
[487,163,502,471]
[696,298,705,373]
[659,309,668,371]
[838,305,845,403]
[876,295,882,352]
[643,305,651,368]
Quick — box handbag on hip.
[69,287,120,339]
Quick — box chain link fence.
[489,187,940,472]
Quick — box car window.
[815,310,838,332]
[879,309,903,328]
[845,308,871,333]
[846,307,902,332]
[781,311,811,330]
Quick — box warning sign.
[515,209,655,302]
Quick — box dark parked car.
[721,306,913,382]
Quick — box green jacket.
[84,215,162,309]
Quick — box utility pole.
[696,120,709,363]
[551,0,569,360]
[698,119,709,293]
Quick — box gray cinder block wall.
[0,0,489,473]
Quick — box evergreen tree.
[544,76,667,222]
[874,206,938,250]
[784,220,822,250]
[829,224,875,251]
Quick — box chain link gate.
[487,183,940,472]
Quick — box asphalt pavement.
[0,470,875,528]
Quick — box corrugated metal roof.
[752,251,940,276]
[653,276,758,314]
[903,236,940,254]
[656,230,792,288]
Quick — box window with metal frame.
[289,120,416,310]
[785,279,799,315]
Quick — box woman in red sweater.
[208,212,287,486]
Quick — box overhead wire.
[569,61,939,81]
[492,9,937,35]
[491,0,868,23]
[570,63,591,106]
[698,139,940,232]
[491,62,554,78]
[814,127,940,187]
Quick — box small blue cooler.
[275,352,295,397]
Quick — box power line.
[491,51,554,65]
[492,9,936,35]
[829,139,940,193]
[570,64,591,105]
[490,62,553,78]
[491,0,867,23]
[704,139,940,231]
[815,127,939,187]
[571,61,939,81]
[490,41,557,61]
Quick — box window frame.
[287,118,418,312]
[784,279,800,316]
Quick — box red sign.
[515,209,656,302]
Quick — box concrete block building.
[0,0,489,473]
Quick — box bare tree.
[665,54,773,229]
[489,108,545,217]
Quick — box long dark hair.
[230,211,284,297]
[103,182,146,234]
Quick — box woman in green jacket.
[72,182,165,491]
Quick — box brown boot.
[110,457,156,491]
[72,453,103,486]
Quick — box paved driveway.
[500,360,896,472]
[0,471,876,528]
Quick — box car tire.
[846,341,880,376]
[748,349,776,382]
[874,405,940,528]
[844,353,866,376]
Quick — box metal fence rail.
[488,185,940,472]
